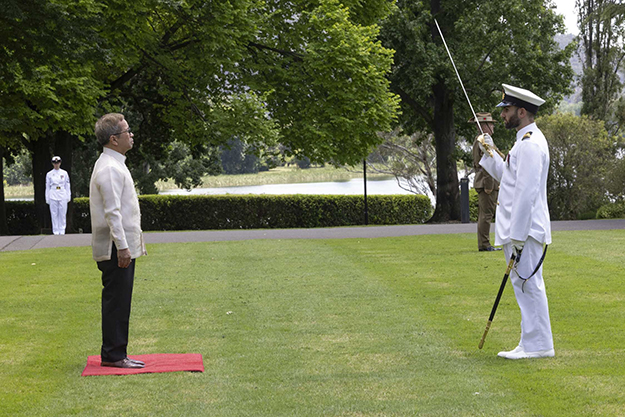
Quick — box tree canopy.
[576,0,625,132]
[380,0,575,221]
[1,0,399,162]
[0,0,104,140]
[0,0,400,232]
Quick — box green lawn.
[1,230,624,416]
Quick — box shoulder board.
[522,132,533,140]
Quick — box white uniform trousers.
[49,200,68,235]
[503,237,554,352]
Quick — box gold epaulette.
[522,132,533,140]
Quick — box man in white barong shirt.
[90,113,146,368]
[478,84,554,360]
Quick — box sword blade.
[434,18,483,136]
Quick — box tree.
[243,0,400,165]
[1,0,400,232]
[0,0,105,233]
[367,129,436,197]
[576,0,625,130]
[106,0,399,185]
[92,0,399,172]
[540,113,614,219]
[380,0,574,222]
[3,150,32,186]
[220,138,260,175]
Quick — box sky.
[553,0,579,35]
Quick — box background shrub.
[596,201,625,219]
[469,188,478,222]
[539,113,614,220]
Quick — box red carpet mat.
[81,353,204,376]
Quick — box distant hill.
[555,33,582,103]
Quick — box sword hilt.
[477,135,505,159]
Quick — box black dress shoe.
[128,358,145,366]
[101,358,145,368]
[479,246,502,252]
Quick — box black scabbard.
[478,254,517,349]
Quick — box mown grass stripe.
[1,231,624,415]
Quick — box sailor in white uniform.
[45,156,71,235]
[478,84,554,359]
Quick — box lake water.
[6,177,439,201]
[160,178,424,197]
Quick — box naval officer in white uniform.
[479,84,554,360]
[45,156,71,235]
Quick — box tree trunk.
[428,0,460,222]
[32,134,52,233]
[430,80,460,222]
[0,146,8,235]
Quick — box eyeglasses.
[113,128,132,136]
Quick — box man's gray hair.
[95,113,125,146]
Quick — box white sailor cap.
[496,84,545,114]
[51,156,62,163]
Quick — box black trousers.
[97,243,135,362]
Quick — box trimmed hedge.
[7,194,433,235]
[5,200,39,236]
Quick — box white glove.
[511,239,525,259]
[477,133,495,156]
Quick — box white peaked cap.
[496,84,546,113]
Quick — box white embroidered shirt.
[89,147,146,261]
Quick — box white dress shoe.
[497,346,524,358]
[499,348,555,360]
